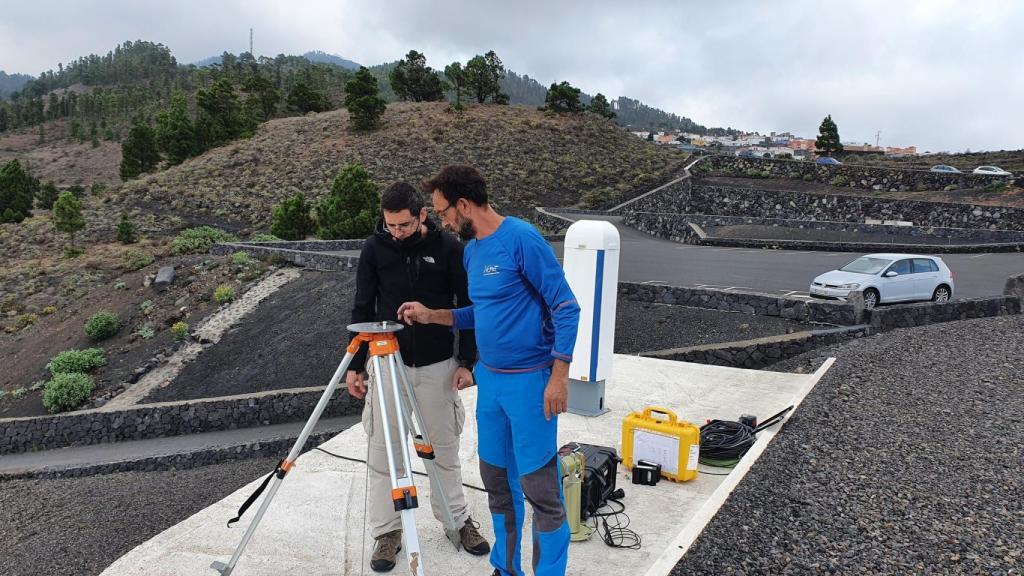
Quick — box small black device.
[631,460,661,486]
[561,442,620,521]
[739,414,758,429]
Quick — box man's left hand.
[543,370,569,420]
[452,366,475,391]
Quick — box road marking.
[969,253,989,259]
[641,280,669,285]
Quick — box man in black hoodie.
[347,181,489,572]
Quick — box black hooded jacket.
[349,218,476,373]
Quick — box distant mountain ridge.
[0,71,34,99]
[192,50,361,69]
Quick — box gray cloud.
[1,0,1021,151]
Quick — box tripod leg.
[393,351,462,549]
[211,351,355,576]
[373,353,426,576]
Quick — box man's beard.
[456,215,476,241]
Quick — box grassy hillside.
[113,101,687,225]
[0,102,685,335]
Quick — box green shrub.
[270,193,313,240]
[114,281,127,290]
[829,175,849,187]
[84,311,119,341]
[802,174,815,182]
[117,213,137,244]
[15,314,38,330]
[42,306,57,315]
[64,247,84,259]
[140,299,153,313]
[214,283,236,304]
[42,373,95,413]
[171,226,238,254]
[122,249,154,271]
[171,321,189,341]
[29,380,46,391]
[251,233,281,242]
[137,325,156,339]
[48,348,107,375]
[232,251,253,266]
[12,387,28,399]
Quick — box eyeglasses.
[432,203,456,217]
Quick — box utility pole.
[875,130,881,149]
[250,28,254,55]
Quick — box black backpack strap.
[226,460,288,528]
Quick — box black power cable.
[314,446,489,493]
[699,405,794,467]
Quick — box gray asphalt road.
[551,216,1024,299]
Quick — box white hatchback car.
[972,165,1012,176]
[809,254,955,309]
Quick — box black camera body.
[561,442,621,520]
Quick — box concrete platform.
[101,354,832,576]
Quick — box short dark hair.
[380,181,424,214]
[421,165,488,207]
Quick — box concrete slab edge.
[643,357,837,576]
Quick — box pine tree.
[116,213,137,244]
[464,52,508,104]
[270,193,313,240]
[344,68,387,131]
[244,74,281,120]
[815,114,843,156]
[119,123,160,181]
[195,78,244,148]
[53,191,85,250]
[545,81,583,113]
[0,159,39,222]
[36,182,59,210]
[287,81,331,114]
[588,93,616,119]
[155,93,197,165]
[390,50,446,102]
[316,164,379,239]
[444,62,466,108]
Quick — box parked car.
[815,156,841,166]
[972,165,1012,176]
[809,253,955,309]
[929,165,961,173]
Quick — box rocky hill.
[113,101,687,228]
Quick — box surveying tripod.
[212,321,461,576]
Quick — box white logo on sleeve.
[483,264,500,276]
[422,256,435,264]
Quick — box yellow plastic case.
[621,406,700,482]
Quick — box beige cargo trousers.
[363,357,470,538]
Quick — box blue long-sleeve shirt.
[452,217,580,372]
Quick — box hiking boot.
[460,516,491,556]
[370,529,402,572]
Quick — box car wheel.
[932,285,951,303]
[863,289,879,309]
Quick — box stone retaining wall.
[213,243,359,271]
[622,212,1024,253]
[692,154,1016,193]
[621,180,1024,231]
[0,431,337,480]
[644,325,871,369]
[619,282,862,325]
[867,296,1022,330]
[0,386,361,455]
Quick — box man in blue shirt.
[398,165,580,576]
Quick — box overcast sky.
[1,0,1021,152]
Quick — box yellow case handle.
[642,406,678,424]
